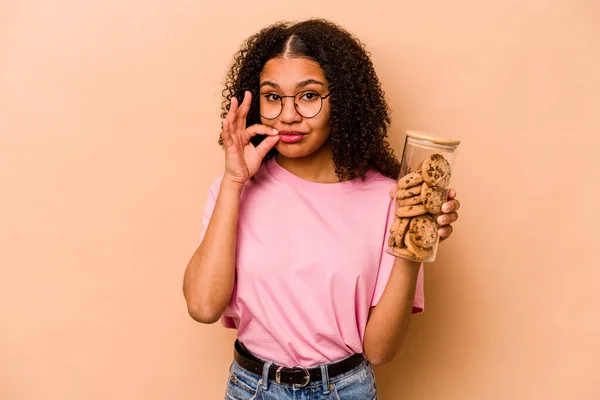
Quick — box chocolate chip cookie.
[389,217,411,247]
[397,195,423,207]
[422,154,451,188]
[395,204,427,218]
[396,184,423,200]
[408,214,438,249]
[388,233,396,248]
[404,232,433,261]
[389,246,415,258]
[397,170,424,189]
[421,182,446,214]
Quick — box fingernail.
[272,129,278,133]
[442,204,450,213]
[438,216,445,225]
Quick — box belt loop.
[261,361,273,390]
[320,364,331,394]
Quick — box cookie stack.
[388,154,451,261]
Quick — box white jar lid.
[406,130,461,146]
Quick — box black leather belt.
[233,340,365,387]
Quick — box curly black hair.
[219,18,400,181]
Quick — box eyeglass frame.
[258,89,334,120]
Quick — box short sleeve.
[370,197,425,313]
[198,175,223,245]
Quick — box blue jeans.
[225,356,379,399]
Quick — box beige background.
[1,0,599,399]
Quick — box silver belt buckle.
[275,365,311,388]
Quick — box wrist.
[220,175,246,193]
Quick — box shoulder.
[206,173,224,197]
[362,170,396,193]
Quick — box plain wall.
[1,0,599,399]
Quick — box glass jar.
[386,130,460,263]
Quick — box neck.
[275,146,340,183]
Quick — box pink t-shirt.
[199,157,424,367]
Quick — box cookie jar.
[386,130,460,263]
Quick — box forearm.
[183,177,243,323]
[363,257,421,365]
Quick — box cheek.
[260,116,274,128]
[313,119,330,133]
[308,122,330,144]
[310,109,331,136]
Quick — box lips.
[278,131,306,144]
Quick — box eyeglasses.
[259,90,333,120]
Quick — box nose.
[279,97,302,124]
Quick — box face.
[259,57,332,159]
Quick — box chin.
[274,143,316,158]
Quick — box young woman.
[183,18,460,399]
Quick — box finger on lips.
[246,125,279,137]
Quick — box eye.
[300,91,320,101]
[263,93,281,102]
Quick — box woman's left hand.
[389,186,460,242]
[437,189,460,242]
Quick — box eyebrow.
[259,79,325,89]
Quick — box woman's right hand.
[222,90,279,186]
